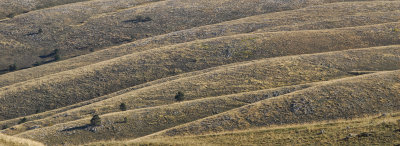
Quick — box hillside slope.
[11,46,400,145]
[0,133,44,146]
[2,0,400,87]
[137,70,400,138]
[99,112,400,145]
[1,22,400,121]
[0,0,342,70]
[1,0,400,145]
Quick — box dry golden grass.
[2,0,400,87]
[0,0,337,70]
[14,84,312,145]
[0,0,89,19]
[140,70,400,138]
[0,133,44,146]
[108,112,400,146]
[1,21,400,122]
[1,0,400,145]
[8,45,400,145]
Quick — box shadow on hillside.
[61,124,90,132]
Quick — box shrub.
[53,49,59,54]
[119,103,127,111]
[8,64,17,71]
[123,117,128,123]
[54,54,60,61]
[18,117,27,124]
[6,13,15,18]
[33,61,42,67]
[90,115,101,126]
[175,91,185,101]
[2,125,8,130]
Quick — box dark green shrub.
[33,61,42,67]
[18,117,27,124]
[2,125,8,130]
[6,13,15,18]
[123,117,128,123]
[54,54,60,61]
[35,109,40,114]
[8,64,17,71]
[53,49,59,54]
[90,115,101,126]
[175,91,185,101]
[119,103,127,111]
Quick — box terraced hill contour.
[1,0,400,145]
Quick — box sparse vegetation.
[17,117,27,124]
[8,64,16,72]
[119,103,127,111]
[175,91,185,102]
[90,115,101,126]
[1,125,7,130]
[54,54,60,61]
[1,0,400,145]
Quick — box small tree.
[90,115,101,126]
[53,49,59,55]
[175,91,185,102]
[119,103,127,111]
[18,117,27,124]
[54,54,60,61]
[8,64,17,71]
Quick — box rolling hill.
[0,0,400,145]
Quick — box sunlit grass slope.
[142,70,400,138]
[11,46,400,145]
[0,133,44,146]
[1,21,400,121]
[0,0,340,70]
[101,112,400,146]
[2,0,400,87]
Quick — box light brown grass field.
[103,112,400,145]
[1,0,400,145]
[134,69,400,139]
[0,133,44,146]
[2,0,400,87]
[0,0,340,70]
[7,45,400,145]
[1,21,400,122]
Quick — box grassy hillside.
[2,0,400,87]
[1,22,400,121]
[0,0,89,20]
[15,84,312,145]
[9,46,400,145]
[142,70,400,138]
[0,133,44,146]
[0,0,340,70]
[0,0,400,145]
[101,112,400,145]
